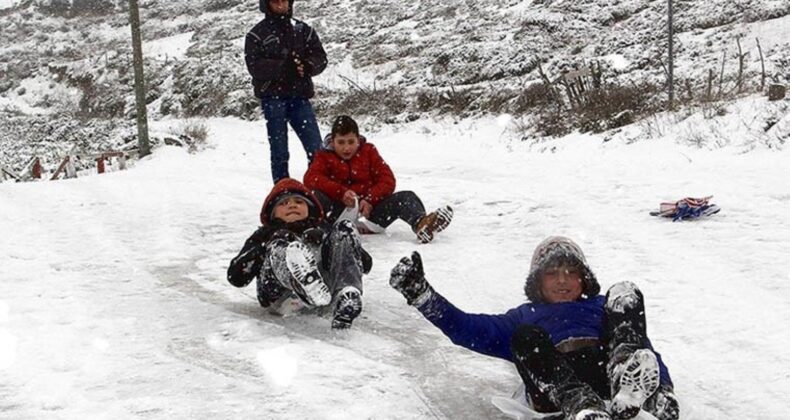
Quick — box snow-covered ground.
[1,114,789,419]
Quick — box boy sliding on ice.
[389,236,679,420]
[304,115,453,243]
[227,178,371,329]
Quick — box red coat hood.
[260,178,324,225]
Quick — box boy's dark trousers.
[257,221,368,306]
[510,284,650,416]
[313,190,426,229]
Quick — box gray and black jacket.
[244,0,327,99]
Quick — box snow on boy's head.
[523,236,601,303]
[257,346,299,387]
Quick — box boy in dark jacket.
[227,178,371,329]
[389,236,680,420]
[245,0,327,183]
[304,115,453,243]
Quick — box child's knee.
[334,219,356,235]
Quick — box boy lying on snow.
[304,115,453,243]
[227,178,371,329]
[390,236,679,420]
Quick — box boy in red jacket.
[304,115,453,243]
[227,178,371,328]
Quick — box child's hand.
[292,52,305,77]
[342,190,358,207]
[359,200,373,218]
[390,251,433,306]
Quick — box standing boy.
[245,0,327,183]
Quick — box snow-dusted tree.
[128,0,150,157]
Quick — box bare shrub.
[204,0,243,12]
[176,119,210,153]
[575,82,661,133]
[513,82,557,114]
[701,101,728,119]
[329,87,407,118]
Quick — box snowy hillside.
[2,0,790,172]
[2,113,789,419]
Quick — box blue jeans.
[261,97,322,184]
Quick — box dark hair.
[331,115,359,137]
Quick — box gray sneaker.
[610,349,660,420]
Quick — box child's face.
[539,264,583,303]
[332,132,361,161]
[268,0,289,15]
[273,196,309,223]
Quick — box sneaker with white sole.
[285,242,331,307]
[331,286,362,329]
[610,349,660,420]
[414,205,453,244]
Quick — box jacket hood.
[524,236,600,303]
[260,178,324,225]
[260,0,293,19]
[321,134,368,151]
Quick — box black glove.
[389,251,433,306]
[644,384,680,420]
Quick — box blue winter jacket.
[417,292,672,386]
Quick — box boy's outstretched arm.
[390,252,525,361]
[227,227,269,288]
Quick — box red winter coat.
[304,136,396,206]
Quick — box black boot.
[604,282,660,420]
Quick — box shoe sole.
[610,349,660,420]
[332,287,362,329]
[285,242,331,307]
[417,206,454,243]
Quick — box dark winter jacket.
[244,0,327,99]
[416,292,673,386]
[228,178,371,288]
[304,136,397,206]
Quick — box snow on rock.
[604,54,631,71]
[0,0,18,10]
[143,31,195,61]
[316,53,380,91]
[1,74,80,115]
